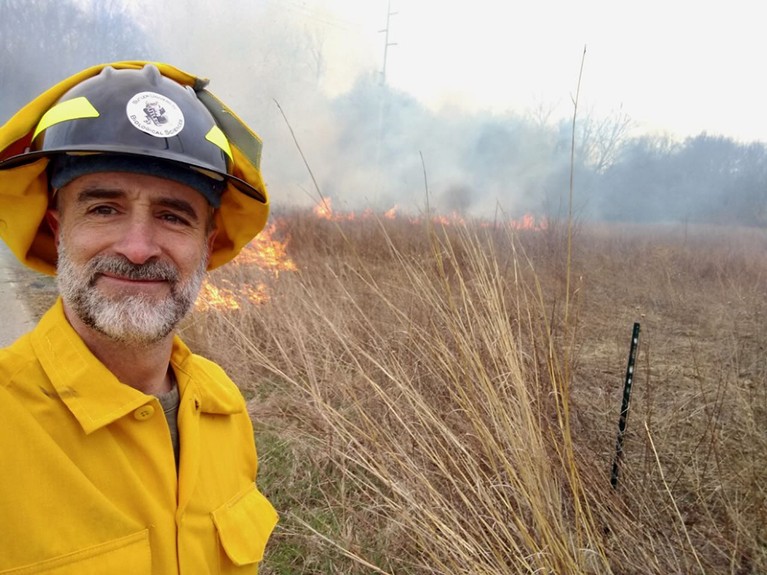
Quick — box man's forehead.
[61,171,209,208]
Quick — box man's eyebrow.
[76,188,125,203]
[155,197,201,222]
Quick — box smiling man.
[51,170,214,393]
[0,63,277,574]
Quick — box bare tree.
[577,105,633,173]
[0,0,152,123]
[304,25,327,87]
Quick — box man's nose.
[112,216,163,264]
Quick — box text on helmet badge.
[126,91,185,138]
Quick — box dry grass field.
[15,208,767,574]
[188,209,767,574]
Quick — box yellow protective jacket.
[0,299,278,574]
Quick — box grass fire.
[197,203,548,311]
[184,206,767,574]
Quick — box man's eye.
[160,213,190,226]
[89,205,117,216]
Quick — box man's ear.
[206,227,218,258]
[45,209,61,245]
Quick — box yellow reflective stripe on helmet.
[32,97,100,141]
[205,125,233,161]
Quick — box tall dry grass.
[185,210,767,574]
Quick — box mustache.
[86,255,180,285]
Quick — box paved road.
[0,242,36,347]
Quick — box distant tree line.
[591,134,767,225]
[330,76,767,226]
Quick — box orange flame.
[313,198,374,222]
[428,212,466,226]
[313,199,334,220]
[196,223,296,312]
[233,223,298,272]
[510,214,548,230]
[196,281,269,312]
[313,199,547,230]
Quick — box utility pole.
[375,1,398,208]
[379,1,397,85]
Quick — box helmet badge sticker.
[126,91,185,138]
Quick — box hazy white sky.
[297,0,765,143]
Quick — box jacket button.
[133,405,155,421]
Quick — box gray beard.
[56,241,207,346]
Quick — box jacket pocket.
[212,484,278,566]
[1,529,150,575]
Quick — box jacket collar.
[31,298,243,434]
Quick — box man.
[0,62,278,573]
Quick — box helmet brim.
[0,148,267,204]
